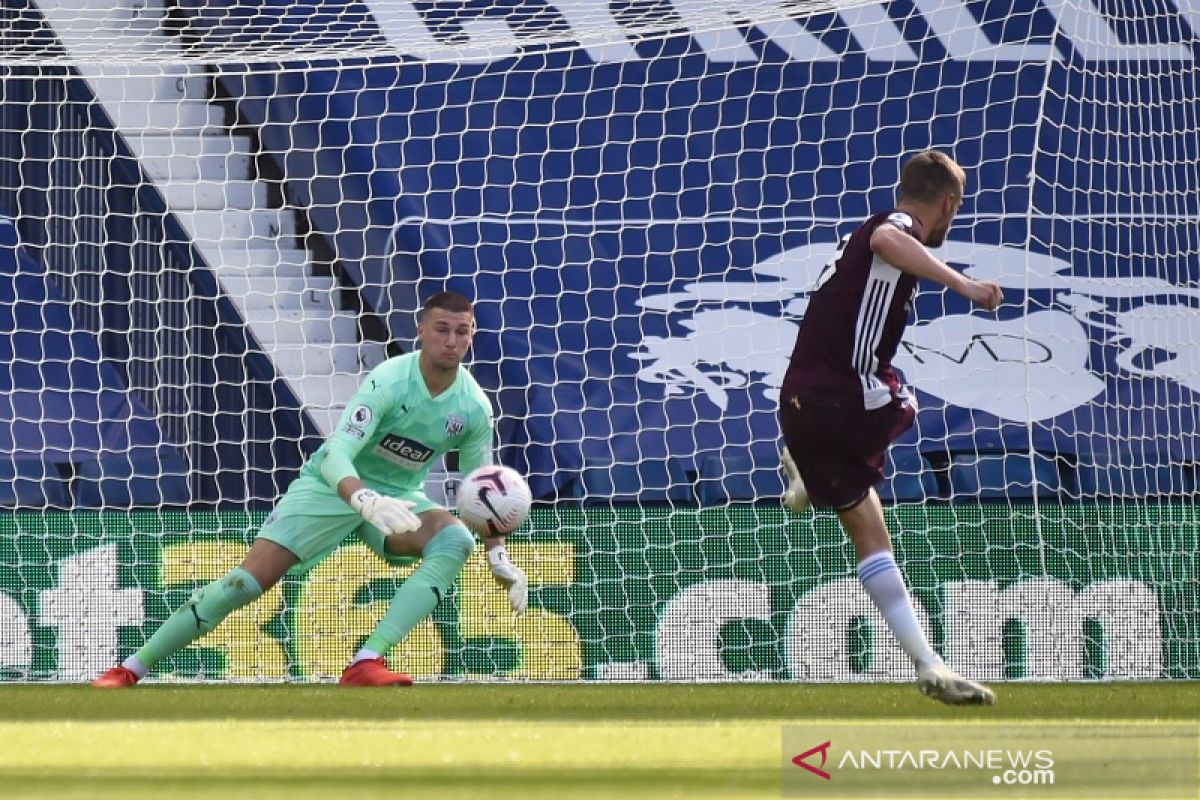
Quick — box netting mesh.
[0,0,1197,682]
[3,0,884,65]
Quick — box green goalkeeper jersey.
[300,352,495,496]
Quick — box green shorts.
[257,475,442,575]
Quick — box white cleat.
[780,448,811,514]
[917,663,997,706]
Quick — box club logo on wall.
[632,239,1200,423]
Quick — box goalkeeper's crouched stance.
[93,291,527,688]
[93,480,521,688]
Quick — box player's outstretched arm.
[484,537,528,614]
[870,224,1003,310]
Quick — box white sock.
[120,655,147,679]
[352,648,382,665]
[857,551,940,670]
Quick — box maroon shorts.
[778,395,916,510]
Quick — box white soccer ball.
[456,465,532,536]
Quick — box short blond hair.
[899,150,965,203]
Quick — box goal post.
[0,0,1197,682]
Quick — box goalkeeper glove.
[350,488,421,536]
[487,545,528,614]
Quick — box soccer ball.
[456,465,532,536]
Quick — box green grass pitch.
[1,683,1197,799]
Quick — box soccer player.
[778,149,1002,705]
[92,291,528,687]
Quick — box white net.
[0,0,1196,682]
[5,0,885,64]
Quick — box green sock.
[132,567,263,671]
[362,524,474,655]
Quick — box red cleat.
[339,657,414,687]
[91,666,140,688]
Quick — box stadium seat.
[74,454,191,508]
[944,452,1063,501]
[695,453,784,504]
[574,457,692,504]
[0,458,69,507]
[877,449,939,503]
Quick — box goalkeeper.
[93,291,527,687]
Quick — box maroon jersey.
[783,210,923,410]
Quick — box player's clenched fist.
[963,279,1003,311]
[350,488,421,536]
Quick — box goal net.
[0,0,1197,683]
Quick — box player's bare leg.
[779,447,811,514]
[838,490,996,706]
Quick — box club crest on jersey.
[341,404,373,440]
[444,415,466,437]
[374,434,435,469]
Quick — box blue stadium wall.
[194,0,1200,501]
[2,0,1199,503]
[0,1,322,508]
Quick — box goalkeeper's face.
[418,308,475,370]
